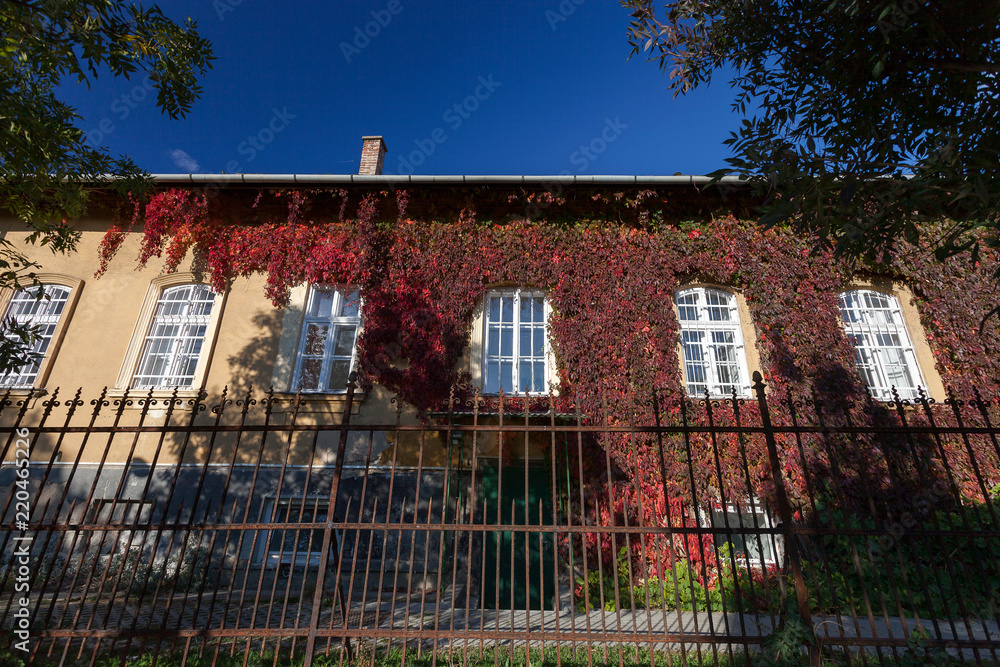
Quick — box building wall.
[0,213,447,466]
[3,185,998,471]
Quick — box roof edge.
[145,174,748,187]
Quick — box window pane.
[711,330,735,347]
[533,362,545,392]
[272,501,328,555]
[863,291,891,311]
[677,292,697,306]
[135,349,168,380]
[877,347,915,393]
[520,327,531,358]
[500,361,513,393]
[177,338,203,373]
[294,286,361,393]
[519,360,532,393]
[326,360,351,392]
[712,507,773,564]
[500,328,512,356]
[681,330,704,362]
[485,361,499,394]
[304,324,328,356]
[309,290,335,318]
[501,296,514,322]
[533,329,544,356]
[299,358,322,390]
[520,295,531,322]
[333,325,357,357]
[339,290,361,317]
[705,290,732,321]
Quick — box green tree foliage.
[621,0,1000,266]
[0,0,213,372]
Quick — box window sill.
[268,392,366,415]
[0,387,48,409]
[0,387,47,397]
[477,388,562,399]
[686,393,754,401]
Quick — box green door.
[481,462,556,610]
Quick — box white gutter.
[147,174,747,187]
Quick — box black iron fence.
[1,375,1000,666]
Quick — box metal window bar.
[839,290,924,401]
[677,287,750,398]
[132,285,216,389]
[0,285,71,388]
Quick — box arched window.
[0,284,72,388]
[132,284,217,389]
[838,289,924,400]
[675,287,751,397]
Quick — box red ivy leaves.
[98,187,1000,545]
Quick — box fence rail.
[2,375,1000,666]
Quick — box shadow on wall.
[225,308,295,395]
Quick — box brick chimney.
[359,136,387,175]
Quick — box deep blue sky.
[64,0,743,177]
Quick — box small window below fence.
[85,498,155,524]
[261,497,338,571]
[703,497,780,568]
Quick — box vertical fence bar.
[304,375,356,666]
[752,371,818,665]
[7,383,1000,664]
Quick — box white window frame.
[838,289,925,401]
[0,284,73,389]
[131,284,217,390]
[118,276,226,393]
[701,497,781,569]
[480,288,552,396]
[675,287,752,398]
[291,286,361,394]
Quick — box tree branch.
[912,59,1000,74]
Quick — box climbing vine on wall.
[97,187,1000,577]
[98,188,1000,404]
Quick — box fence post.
[304,374,357,666]
[752,371,818,665]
